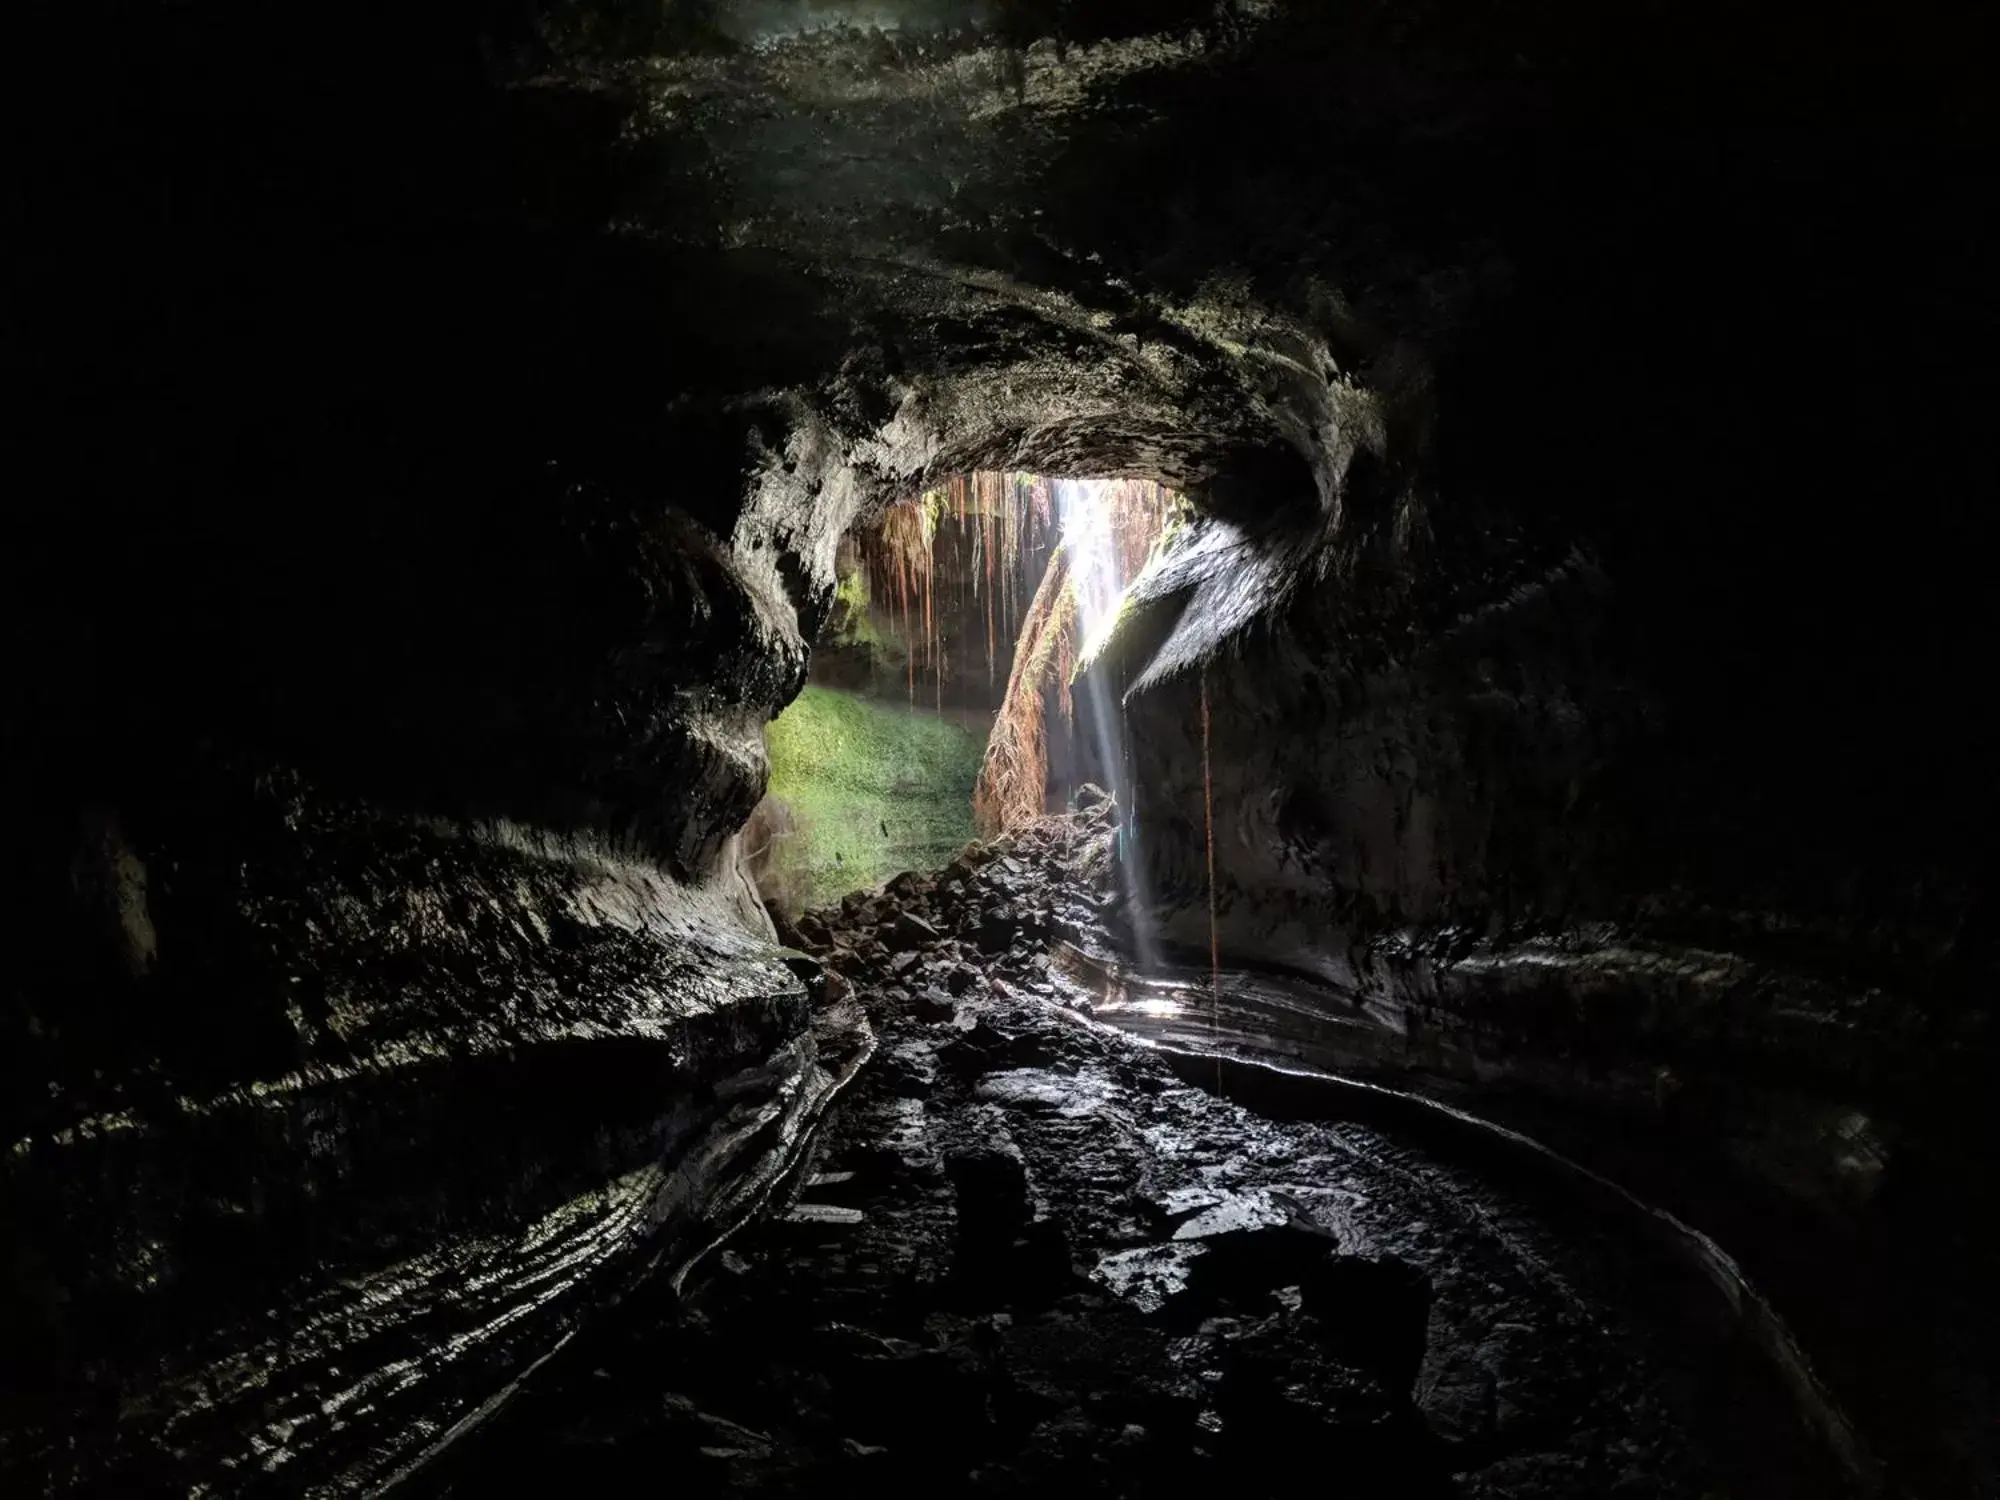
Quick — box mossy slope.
[765,686,986,907]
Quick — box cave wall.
[7,3,1342,1483]
[7,0,1995,1488]
[6,761,866,1491]
[1095,74,1998,1237]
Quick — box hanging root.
[850,474,1178,828]
[974,540,1077,836]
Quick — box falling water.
[1200,666,1220,1073]
[1058,478,1163,972]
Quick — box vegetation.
[973,478,1179,834]
[974,540,1077,836]
[761,686,987,910]
[827,557,880,648]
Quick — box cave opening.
[9,0,1995,1494]
[751,472,1179,917]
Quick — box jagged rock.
[20,0,1989,1487]
[976,909,1021,954]
[883,1046,938,1099]
[889,910,941,950]
[946,964,980,995]
[945,1144,1031,1254]
[974,1069,1080,1114]
[1297,1255,1435,1396]
[913,986,959,1022]
[887,949,922,978]
[1148,1222,1344,1329]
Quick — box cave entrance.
[751,473,1181,915]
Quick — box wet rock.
[887,949,923,979]
[975,1068,1114,1117]
[1159,1223,1345,1329]
[1169,1188,1296,1241]
[1299,1255,1435,1397]
[883,1044,938,1098]
[975,908,1022,954]
[443,814,1844,1500]
[939,1019,1010,1076]
[1210,1323,1411,1482]
[1092,1243,1210,1315]
[889,910,940,950]
[913,986,959,1022]
[974,1069,1076,1114]
[1421,1318,1561,1449]
[946,1144,1032,1250]
[946,964,980,995]
[941,1018,1064,1077]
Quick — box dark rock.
[913,986,959,1022]
[888,910,940,950]
[1210,1323,1409,1481]
[974,1069,1079,1113]
[939,1020,1003,1075]
[887,950,922,978]
[1298,1255,1435,1397]
[25,0,1982,1485]
[946,964,980,995]
[884,1049,938,1098]
[1072,783,1113,812]
[946,1144,1031,1243]
[975,911,1020,953]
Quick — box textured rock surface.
[3,759,872,1491]
[436,825,1849,1497]
[8,0,1995,1490]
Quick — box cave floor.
[437,815,1846,1499]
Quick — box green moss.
[765,686,987,908]
[828,561,879,647]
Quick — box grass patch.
[764,685,987,909]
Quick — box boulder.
[945,1143,1031,1246]
[888,910,941,951]
[1298,1254,1435,1397]
[1072,783,1112,812]
[975,908,1021,954]
[913,986,959,1023]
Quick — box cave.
[7,0,1994,1495]
[753,472,1175,912]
